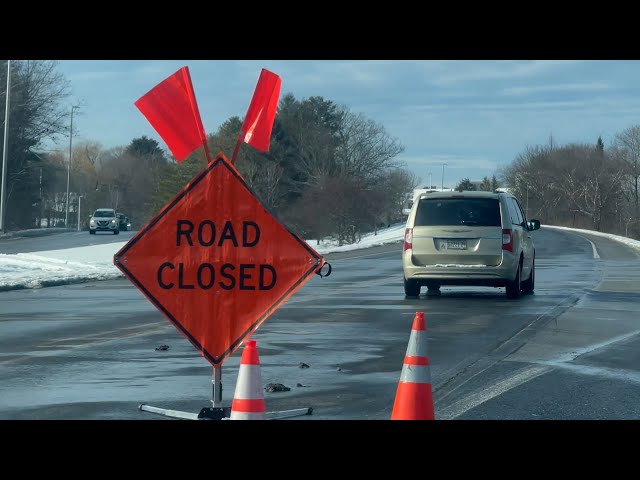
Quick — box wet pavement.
[0,229,137,255]
[1,228,640,420]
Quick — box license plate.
[446,240,467,250]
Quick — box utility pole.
[39,167,43,227]
[0,60,11,233]
[65,105,80,228]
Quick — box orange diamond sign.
[114,153,324,365]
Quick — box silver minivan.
[402,191,540,298]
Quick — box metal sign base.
[138,404,200,420]
[264,407,313,420]
[138,404,313,420]
[198,406,232,420]
[137,365,313,420]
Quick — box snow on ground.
[0,225,406,291]
[1,224,639,291]
[542,225,640,252]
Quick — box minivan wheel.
[522,257,535,294]
[404,278,421,297]
[113,229,120,235]
[89,230,95,235]
[505,263,522,299]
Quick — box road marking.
[577,235,600,259]
[538,361,640,384]
[548,330,640,363]
[437,365,551,420]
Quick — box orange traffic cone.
[230,340,266,420]
[391,312,435,420]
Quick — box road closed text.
[156,220,277,291]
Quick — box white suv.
[402,191,540,298]
[89,208,120,235]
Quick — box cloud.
[245,60,431,92]
[132,62,178,79]
[426,60,585,87]
[501,82,611,96]
[401,96,640,115]
[401,154,498,171]
[403,100,588,113]
[67,71,120,82]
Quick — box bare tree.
[0,60,71,228]
[335,111,404,180]
[614,126,640,211]
[241,159,284,211]
[379,168,419,226]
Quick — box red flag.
[135,66,208,163]
[240,69,281,152]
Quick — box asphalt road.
[0,229,137,254]
[1,227,639,420]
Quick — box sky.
[46,60,640,189]
[1,224,640,292]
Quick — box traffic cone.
[230,340,266,420]
[391,312,435,420]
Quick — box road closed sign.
[114,153,325,365]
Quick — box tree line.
[453,134,640,239]
[3,60,639,242]
[1,61,418,244]
[502,134,639,238]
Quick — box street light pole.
[441,163,447,191]
[0,60,11,233]
[65,105,80,228]
[429,172,432,189]
[77,195,83,231]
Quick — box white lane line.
[577,234,600,259]
[437,366,551,420]
[538,361,640,384]
[549,330,640,364]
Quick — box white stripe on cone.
[233,365,263,400]
[399,364,432,384]
[230,411,263,420]
[406,330,429,357]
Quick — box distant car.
[116,213,130,231]
[402,190,540,298]
[89,208,119,235]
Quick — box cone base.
[391,382,435,420]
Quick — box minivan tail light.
[403,228,413,251]
[502,229,513,252]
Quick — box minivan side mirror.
[528,219,541,231]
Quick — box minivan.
[402,190,540,298]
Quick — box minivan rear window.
[414,198,501,227]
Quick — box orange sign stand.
[115,153,327,419]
